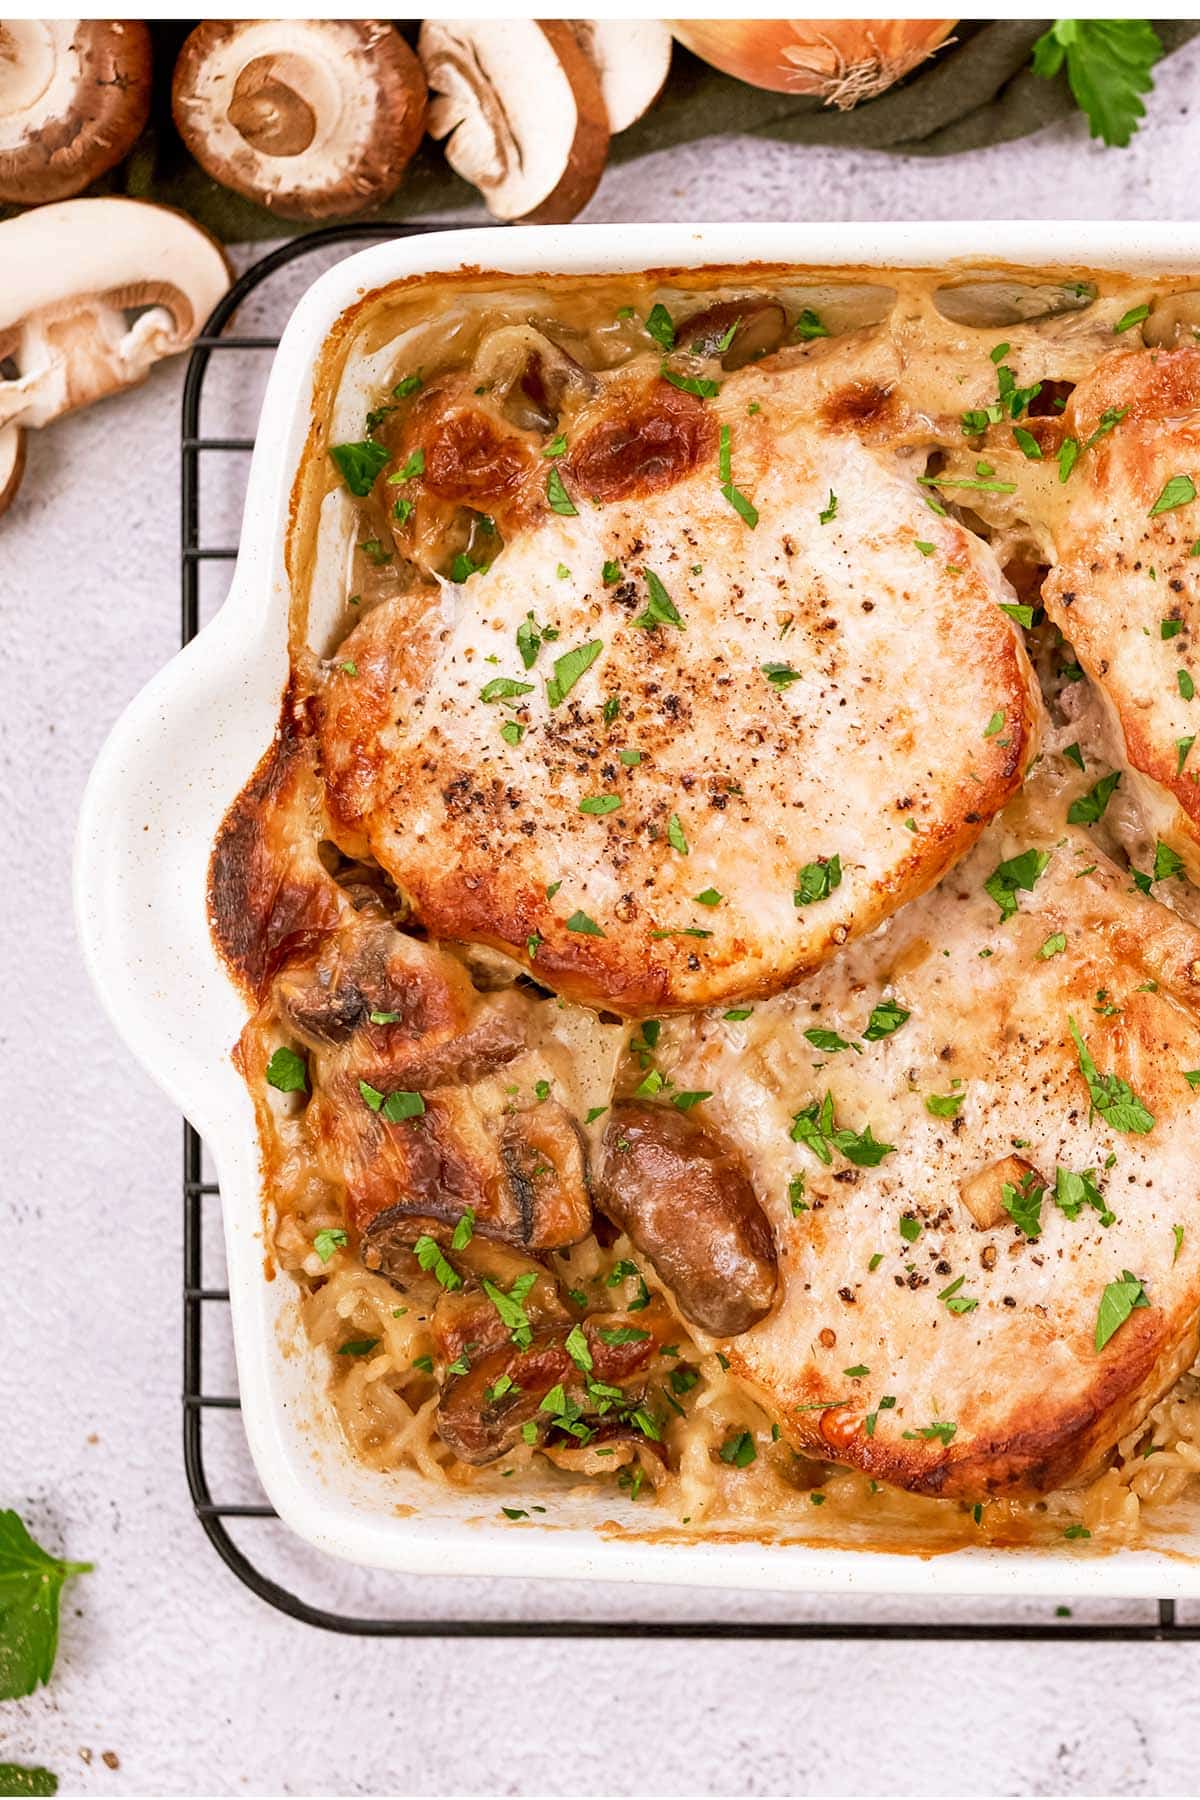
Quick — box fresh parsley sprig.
[1032,20,1163,149]
[0,1511,92,1701]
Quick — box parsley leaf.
[1001,1171,1045,1238]
[794,855,842,906]
[984,847,1050,922]
[266,1045,307,1093]
[1031,19,1163,148]
[482,1272,539,1348]
[763,662,802,688]
[819,489,838,524]
[718,1430,757,1467]
[790,1090,895,1167]
[632,569,684,632]
[546,465,577,516]
[546,639,603,708]
[1151,473,1197,517]
[1095,1270,1150,1350]
[1114,303,1150,333]
[0,1512,92,1700]
[863,996,910,1041]
[1067,769,1121,824]
[480,676,534,705]
[926,1091,965,1119]
[0,1765,59,1796]
[313,1226,348,1263]
[793,307,829,341]
[413,1234,462,1291]
[329,439,390,496]
[805,1027,852,1054]
[667,813,689,855]
[645,302,676,351]
[565,909,605,937]
[1068,1015,1155,1134]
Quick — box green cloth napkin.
[4,20,1198,241]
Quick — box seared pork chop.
[649,803,1200,1498]
[1043,346,1200,879]
[318,344,1039,1015]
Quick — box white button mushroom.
[0,197,231,515]
[171,19,428,222]
[0,19,153,204]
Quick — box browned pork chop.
[317,344,1039,1015]
[648,804,1200,1499]
[1043,346,1200,878]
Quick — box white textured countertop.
[6,51,1200,1796]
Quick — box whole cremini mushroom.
[0,197,230,516]
[0,18,152,204]
[172,19,427,221]
[419,19,611,224]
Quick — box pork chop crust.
[1043,346,1200,878]
[653,804,1200,1498]
[317,348,1039,1014]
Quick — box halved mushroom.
[1142,292,1200,348]
[569,20,672,133]
[0,19,152,205]
[471,324,597,434]
[172,20,427,221]
[596,1101,778,1337]
[933,278,1097,329]
[0,425,25,518]
[419,19,610,224]
[678,297,788,369]
[0,199,230,513]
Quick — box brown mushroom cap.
[172,20,427,222]
[0,19,152,206]
[419,19,610,224]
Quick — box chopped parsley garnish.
[339,1337,380,1358]
[579,794,622,816]
[763,662,802,687]
[602,559,621,586]
[546,638,603,707]
[1012,426,1043,461]
[266,1045,307,1093]
[724,1007,753,1021]
[819,489,838,524]
[517,610,558,669]
[793,307,829,341]
[546,465,577,516]
[983,710,1005,738]
[480,676,533,705]
[999,602,1036,628]
[1068,1015,1155,1134]
[501,721,524,746]
[718,424,758,527]
[632,568,684,631]
[1094,1270,1150,1350]
[565,909,605,936]
[718,1430,757,1468]
[413,1234,462,1291]
[984,847,1050,922]
[482,1272,539,1348]
[387,448,424,484]
[1067,768,1121,824]
[1054,1165,1115,1227]
[661,366,720,399]
[1154,839,1186,882]
[1178,668,1195,701]
[564,1323,593,1372]
[1151,474,1197,517]
[667,814,689,855]
[542,433,568,459]
[844,1365,870,1379]
[925,1091,965,1119]
[790,1090,895,1167]
[938,1275,978,1315]
[329,439,390,495]
[672,1090,712,1111]
[313,1227,348,1263]
[451,1208,475,1251]
[899,1215,921,1243]
[694,887,722,906]
[794,854,842,906]
[369,1009,401,1024]
[1063,742,1085,771]
[644,302,675,351]
[902,1421,958,1446]
[1114,303,1150,333]
[1038,931,1067,959]
[914,539,935,556]
[863,996,909,1040]
[1174,1224,1185,1263]
[1177,735,1195,775]
[1001,1170,1045,1238]
[805,1027,852,1054]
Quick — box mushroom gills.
[596,1100,779,1336]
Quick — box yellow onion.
[670,19,957,107]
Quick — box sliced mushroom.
[172,20,427,221]
[0,425,25,518]
[678,297,788,369]
[569,20,672,132]
[960,1154,1045,1231]
[471,324,597,434]
[933,279,1097,329]
[0,199,230,505]
[436,1305,671,1464]
[419,19,610,224]
[0,19,152,204]
[596,1101,778,1336]
[1142,292,1200,348]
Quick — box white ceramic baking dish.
[76,222,1200,1597]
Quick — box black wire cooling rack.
[181,222,1196,1640]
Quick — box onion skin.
[669,19,957,106]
